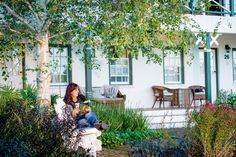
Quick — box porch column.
[204,32,212,103]
[231,0,235,16]
[85,30,93,99]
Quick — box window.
[49,46,71,85]
[232,49,236,83]
[109,54,132,85]
[163,50,184,84]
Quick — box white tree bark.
[37,33,51,107]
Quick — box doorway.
[199,48,219,102]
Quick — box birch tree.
[0,0,200,107]
[0,0,99,107]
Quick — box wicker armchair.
[188,85,206,106]
[152,86,174,108]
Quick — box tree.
[0,0,100,107]
[0,0,197,107]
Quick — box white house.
[1,0,236,128]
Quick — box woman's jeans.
[76,112,99,128]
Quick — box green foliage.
[19,84,37,106]
[99,131,124,147]
[187,103,236,157]
[51,94,59,105]
[0,137,32,157]
[0,102,84,157]
[0,86,23,110]
[100,130,163,147]
[0,86,86,156]
[215,90,236,109]
[93,104,162,147]
[96,0,196,64]
[93,104,148,131]
[0,0,200,75]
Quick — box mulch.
[97,145,129,157]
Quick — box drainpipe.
[205,32,212,103]
[85,30,93,99]
[230,0,235,16]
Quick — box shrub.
[0,86,23,110]
[100,130,163,147]
[128,136,188,157]
[215,90,236,109]
[0,103,83,157]
[93,104,163,147]
[93,104,148,131]
[187,103,236,157]
[19,85,37,106]
[99,131,124,147]
[0,137,32,157]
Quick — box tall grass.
[0,86,23,111]
[93,104,148,131]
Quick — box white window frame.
[163,50,183,84]
[50,46,70,86]
[109,56,132,85]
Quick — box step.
[140,108,195,129]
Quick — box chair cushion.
[195,89,204,92]
[104,85,119,98]
[195,92,205,95]
[163,91,173,96]
[154,93,159,96]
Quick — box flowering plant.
[187,102,236,157]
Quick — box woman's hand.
[72,107,80,118]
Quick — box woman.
[63,83,100,128]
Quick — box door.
[199,48,218,102]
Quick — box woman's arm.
[72,107,80,118]
[65,105,79,120]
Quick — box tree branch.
[1,3,36,32]
[49,29,76,39]
[0,25,41,43]
[22,0,41,25]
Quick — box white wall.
[89,34,236,108]
[188,14,236,34]
[217,34,236,91]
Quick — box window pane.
[50,47,69,84]
[110,66,116,75]
[164,50,182,84]
[61,75,67,83]
[109,58,131,84]
[110,77,115,82]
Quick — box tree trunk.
[37,33,51,107]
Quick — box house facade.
[1,0,236,112]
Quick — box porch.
[139,106,199,129]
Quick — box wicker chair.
[152,86,174,108]
[188,85,206,106]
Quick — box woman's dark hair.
[63,83,81,104]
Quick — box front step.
[141,108,194,129]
